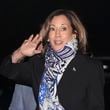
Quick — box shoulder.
[76,53,103,67]
[78,53,105,82]
[75,53,104,76]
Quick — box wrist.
[11,48,25,63]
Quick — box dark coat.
[0,52,105,110]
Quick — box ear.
[72,33,77,39]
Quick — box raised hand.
[19,34,43,56]
[12,34,43,63]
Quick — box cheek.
[48,35,54,44]
[48,32,54,39]
[48,36,54,42]
[63,35,72,42]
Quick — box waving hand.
[12,34,43,63]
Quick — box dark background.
[0,0,110,57]
[0,0,110,110]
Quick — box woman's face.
[48,15,74,51]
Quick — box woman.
[0,9,105,110]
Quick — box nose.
[55,29,60,37]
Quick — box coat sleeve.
[0,55,37,86]
[88,61,105,110]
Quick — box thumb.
[34,49,42,54]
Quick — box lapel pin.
[73,67,76,71]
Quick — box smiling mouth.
[54,40,63,45]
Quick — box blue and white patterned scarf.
[38,38,78,110]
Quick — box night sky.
[0,0,110,60]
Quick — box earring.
[72,34,76,39]
[47,39,50,42]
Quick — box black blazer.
[0,52,105,110]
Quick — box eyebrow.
[49,24,68,27]
[49,24,55,27]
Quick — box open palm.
[19,34,43,57]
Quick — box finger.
[37,43,43,50]
[34,49,42,54]
[32,34,42,44]
[34,34,43,42]
[28,34,34,41]
[23,40,28,43]
[32,34,39,43]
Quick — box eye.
[49,27,55,31]
[61,27,67,31]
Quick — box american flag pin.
[73,67,76,71]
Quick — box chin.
[53,46,64,51]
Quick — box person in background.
[0,9,105,110]
[9,84,36,110]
